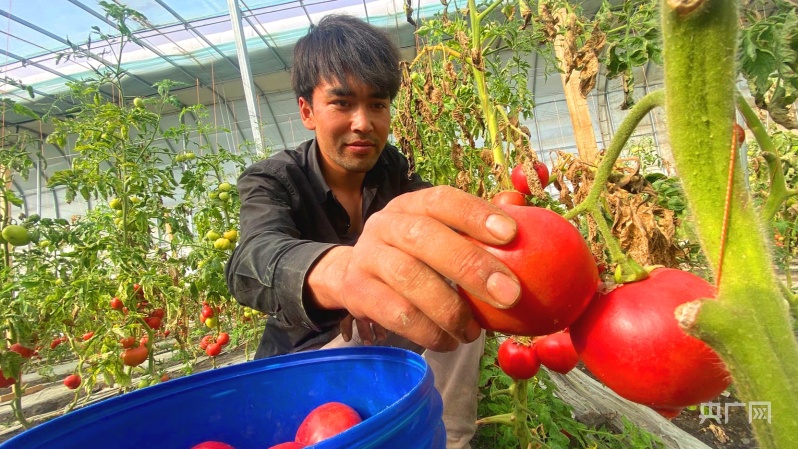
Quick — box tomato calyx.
[612,256,650,284]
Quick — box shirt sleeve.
[225,162,347,332]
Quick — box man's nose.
[351,106,374,134]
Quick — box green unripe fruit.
[218,192,230,201]
[218,182,232,192]
[205,230,221,241]
[209,191,218,200]
[1,225,30,246]
[133,97,145,109]
[213,238,231,250]
[109,198,123,210]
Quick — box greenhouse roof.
[1,0,449,127]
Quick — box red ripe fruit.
[497,338,541,380]
[201,305,215,319]
[534,331,579,374]
[82,332,94,341]
[110,297,123,310]
[216,332,230,346]
[145,316,162,330]
[733,122,745,147]
[491,190,527,207]
[63,374,82,390]
[191,442,236,449]
[0,369,16,388]
[150,308,165,319]
[205,342,222,357]
[458,205,599,336]
[570,268,731,418]
[9,343,34,359]
[295,402,362,445]
[200,335,213,349]
[511,162,549,195]
[120,336,136,349]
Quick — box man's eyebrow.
[325,86,389,100]
[327,86,352,97]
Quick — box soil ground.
[0,344,759,448]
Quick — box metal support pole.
[227,0,264,152]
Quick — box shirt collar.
[306,139,390,204]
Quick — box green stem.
[563,90,664,220]
[736,93,798,220]
[477,0,505,22]
[511,378,530,449]
[11,381,30,429]
[662,2,798,448]
[468,0,508,184]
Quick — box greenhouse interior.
[1,1,796,449]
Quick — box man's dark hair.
[291,14,402,104]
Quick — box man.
[225,14,520,449]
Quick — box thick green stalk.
[468,0,507,179]
[661,2,798,448]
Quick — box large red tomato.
[535,331,579,374]
[497,338,540,380]
[295,402,362,445]
[458,205,599,336]
[569,268,730,418]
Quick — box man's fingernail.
[486,271,520,308]
[486,214,516,241]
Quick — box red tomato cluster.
[200,332,230,357]
[465,197,730,418]
[497,332,580,380]
[191,401,362,449]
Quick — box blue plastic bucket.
[1,347,445,449]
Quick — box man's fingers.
[355,319,374,345]
[339,315,354,342]
[362,212,520,309]
[342,276,460,352]
[357,243,481,342]
[384,186,517,245]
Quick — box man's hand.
[339,315,388,345]
[308,186,520,352]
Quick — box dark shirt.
[225,139,430,359]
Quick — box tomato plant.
[294,402,363,446]
[497,338,540,380]
[570,268,730,417]
[458,205,599,336]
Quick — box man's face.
[298,77,392,176]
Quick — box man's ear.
[298,96,316,131]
